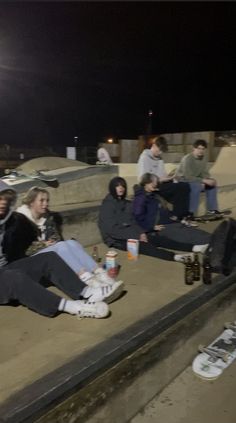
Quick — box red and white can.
[105,250,118,277]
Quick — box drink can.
[127,239,139,260]
[105,249,118,269]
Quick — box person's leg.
[155,223,210,249]
[35,240,97,274]
[205,185,219,212]
[112,239,175,261]
[0,268,62,316]
[0,268,109,318]
[65,240,97,272]
[148,231,193,252]
[7,252,85,299]
[188,182,203,215]
[159,182,190,219]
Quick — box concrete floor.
[131,363,236,423]
[0,218,230,407]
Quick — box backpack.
[206,218,236,275]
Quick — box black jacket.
[98,194,143,247]
[2,212,38,263]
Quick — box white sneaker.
[192,244,209,254]
[76,300,109,319]
[181,218,198,228]
[94,268,116,285]
[82,281,124,304]
[174,253,194,263]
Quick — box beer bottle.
[185,256,194,285]
[193,253,201,281]
[202,256,212,285]
[92,246,100,263]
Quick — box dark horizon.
[0,2,236,148]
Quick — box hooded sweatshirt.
[137,149,167,181]
[98,177,143,246]
[133,185,174,232]
[0,181,37,266]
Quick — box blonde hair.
[22,186,50,206]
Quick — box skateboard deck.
[192,323,236,380]
[1,170,58,183]
[194,209,232,223]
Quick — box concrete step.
[1,271,236,423]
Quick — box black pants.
[159,181,190,219]
[112,239,175,261]
[0,252,85,317]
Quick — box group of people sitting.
[0,181,124,320]
[0,137,229,320]
[137,137,220,223]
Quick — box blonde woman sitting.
[17,187,123,304]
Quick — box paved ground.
[131,363,236,423]
[0,217,230,407]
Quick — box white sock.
[94,267,104,275]
[79,271,94,283]
[58,298,81,315]
[192,244,209,254]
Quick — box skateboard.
[1,170,58,183]
[194,209,232,223]
[192,322,236,380]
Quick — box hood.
[141,149,161,161]
[0,180,17,225]
[17,204,47,226]
[0,180,17,196]
[108,177,127,199]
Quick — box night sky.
[1,2,236,149]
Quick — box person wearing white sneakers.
[16,186,123,290]
[1,252,110,318]
[99,176,210,264]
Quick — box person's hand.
[139,233,148,242]
[202,178,216,187]
[45,239,57,246]
[160,176,174,183]
[154,225,165,231]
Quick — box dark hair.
[193,139,207,149]
[152,136,168,152]
[0,190,17,207]
[139,173,159,187]
[108,177,127,199]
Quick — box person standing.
[137,136,190,221]
[175,139,220,217]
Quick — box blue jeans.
[189,182,218,214]
[35,240,97,274]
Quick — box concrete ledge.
[1,271,236,423]
[51,179,236,247]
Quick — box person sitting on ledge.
[96,143,113,165]
[0,181,123,309]
[16,187,124,301]
[174,139,220,218]
[98,176,209,263]
[137,136,191,223]
[133,173,210,256]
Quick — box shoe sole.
[104,281,124,304]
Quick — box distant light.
[107,138,113,144]
[148,110,153,116]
